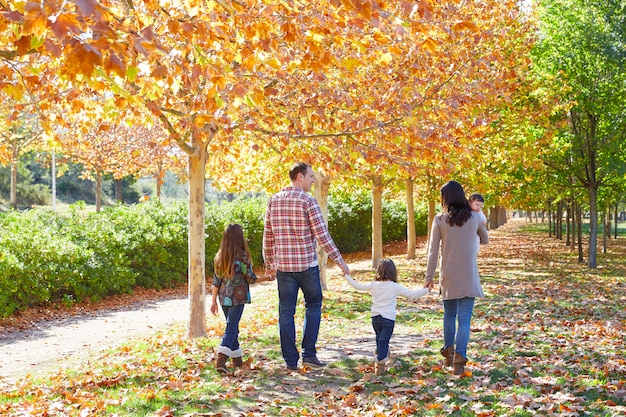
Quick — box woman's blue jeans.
[277,266,323,367]
[371,315,395,361]
[443,297,475,358]
[221,304,245,352]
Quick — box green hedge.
[328,193,428,252]
[0,196,427,318]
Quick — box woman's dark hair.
[375,259,398,282]
[289,162,311,181]
[441,181,472,227]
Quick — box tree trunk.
[548,203,553,238]
[314,172,331,290]
[405,177,416,260]
[52,149,57,211]
[577,203,584,263]
[615,204,619,239]
[570,199,577,250]
[115,179,123,203]
[566,202,571,247]
[187,140,208,338]
[95,171,102,212]
[603,206,609,254]
[156,160,164,201]
[587,185,598,268]
[371,175,383,270]
[10,156,17,209]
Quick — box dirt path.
[0,293,190,379]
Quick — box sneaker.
[302,357,326,368]
[286,364,299,371]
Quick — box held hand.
[340,262,350,276]
[425,280,434,291]
[265,266,276,281]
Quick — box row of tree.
[1,0,625,337]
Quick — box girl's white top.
[343,275,428,321]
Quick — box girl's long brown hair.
[214,224,252,279]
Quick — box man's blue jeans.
[371,315,395,361]
[221,304,245,352]
[443,297,475,358]
[277,266,323,367]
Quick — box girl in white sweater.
[344,259,429,375]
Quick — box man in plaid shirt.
[263,162,350,370]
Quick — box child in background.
[210,224,275,374]
[343,259,429,375]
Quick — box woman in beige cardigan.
[425,181,489,375]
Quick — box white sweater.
[343,275,428,321]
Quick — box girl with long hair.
[210,223,274,374]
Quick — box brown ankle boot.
[216,353,230,374]
[232,356,243,368]
[453,352,467,375]
[374,357,387,376]
[440,346,454,367]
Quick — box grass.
[0,218,625,416]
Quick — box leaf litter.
[0,218,624,416]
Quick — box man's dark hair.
[289,162,311,181]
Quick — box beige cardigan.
[425,211,488,300]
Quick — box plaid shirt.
[263,186,344,273]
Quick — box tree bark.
[115,179,123,203]
[614,204,619,239]
[405,177,416,260]
[587,185,598,268]
[187,138,208,338]
[577,203,584,263]
[371,175,383,270]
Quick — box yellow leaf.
[379,52,393,65]
[267,57,282,70]
[343,58,361,72]
[2,83,25,101]
[306,30,324,45]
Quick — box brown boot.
[232,356,243,369]
[374,357,388,376]
[216,353,230,374]
[453,352,467,375]
[440,346,454,367]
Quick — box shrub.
[328,193,428,253]
[0,193,427,318]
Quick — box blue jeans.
[221,304,245,352]
[277,266,323,367]
[371,315,395,361]
[443,297,475,358]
